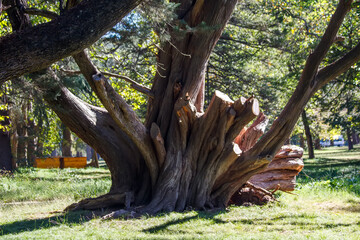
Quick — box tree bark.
[0,108,12,172]
[10,130,17,169]
[302,110,314,159]
[314,137,321,150]
[16,104,27,167]
[2,0,359,215]
[299,134,305,149]
[0,0,144,85]
[352,129,359,145]
[62,124,72,157]
[26,118,36,166]
[346,127,353,150]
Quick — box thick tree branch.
[72,51,159,185]
[316,41,360,89]
[246,0,354,160]
[298,0,353,87]
[0,0,144,85]
[30,69,145,196]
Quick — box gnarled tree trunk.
[2,0,360,215]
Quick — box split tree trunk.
[2,0,359,215]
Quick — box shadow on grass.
[143,211,360,234]
[0,210,100,236]
[143,209,228,233]
[304,159,360,168]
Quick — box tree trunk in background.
[0,132,12,172]
[352,129,359,145]
[346,127,353,150]
[302,110,314,159]
[314,137,321,150]
[0,108,12,172]
[62,124,72,156]
[16,126,27,166]
[26,104,36,166]
[299,134,305,149]
[10,130,17,169]
[16,103,28,166]
[91,150,100,168]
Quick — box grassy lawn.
[299,144,360,195]
[0,145,359,239]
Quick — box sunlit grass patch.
[0,167,111,203]
[1,181,359,239]
[1,148,360,239]
[300,145,360,195]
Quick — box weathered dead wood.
[185,92,261,208]
[225,97,260,144]
[260,158,304,172]
[274,145,304,159]
[228,182,276,206]
[234,113,268,151]
[248,145,304,192]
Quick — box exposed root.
[228,182,276,206]
[64,192,127,212]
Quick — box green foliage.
[27,0,59,25]
[0,103,10,132]
[0,11,11,36]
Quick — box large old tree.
[1,0,360,215]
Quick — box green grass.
[0,146,360,239]
[299,144,360,195]
[0,168,111,202]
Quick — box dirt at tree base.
[228,182,276,206]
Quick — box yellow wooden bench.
[34,157,87,169]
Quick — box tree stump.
[229,145,304,206]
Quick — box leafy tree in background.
[1,0,360,215]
